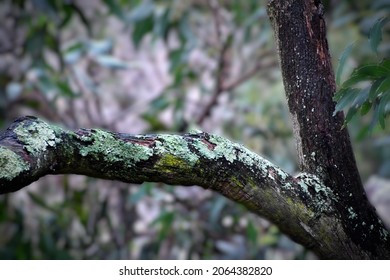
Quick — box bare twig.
[197,1,231,125]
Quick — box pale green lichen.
[14,121,61,156]
[155,135,199,165]
[192,134,290,184]
[348,207,357,219]
[207,134,239,163]
[79,129,153,166]
[0,147,29,180]
[295,173,337,213]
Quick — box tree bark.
[0,116,389,259]
[267,0,389,258]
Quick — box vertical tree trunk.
[268,0,390,258]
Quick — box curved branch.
[2,116,389,259]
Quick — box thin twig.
[222,59,277,92]
[197,1,230,125]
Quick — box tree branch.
[1,116,389,258]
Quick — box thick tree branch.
[0,116,389,259]
[267,0,390,259]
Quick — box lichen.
[14,120,61,156]
[155,135,199,166]
[79,129,153,166]
[295,172,337,213]
[0,147,29,181]
[380,228,389,241]
[348,207,357,219]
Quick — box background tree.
[0,0,389,259]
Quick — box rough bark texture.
[268,0,390,258]
[1,116,390,259]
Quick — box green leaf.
[354,64,389,78]
[378,91,390,128]
[356,125,371,141]
[380,58,390,70]
[55,79,78,97]
[246,221,258,245]
[132,15,154,48]
[369,17,389,54]
[343,106,359,127]
[352,87,370,107]
[333,88,359,115]
[152,211,174,242]
[28,192,58,213]
[102,0,125,19]
[150,95,171,111]
[336,43,354,86]
[376,77,390,96]
[369,77,386,101]
[360,101,372,116]
[342,64,389,88]
[153,8,171,41]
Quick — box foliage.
[334,17,390,135]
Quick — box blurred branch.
[196,0,230,125]
[222,51,277,92]
[197,35,231,125]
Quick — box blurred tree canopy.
[0,0,389,259]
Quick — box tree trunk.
[267,0,390,258]
[0,0,389,259]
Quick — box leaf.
[150,95,171,111]
[376,77,390,96]
[28,192,58,213]
[336,43,354,86]
[352,87,370,107]
[380,58,390,70]
[87,40,113,56]
[132,15,154,48]
[356,125,371,141]
[378,91,390,128]
[343,106,359,127]
[342,64,389,88]
[369,17,389,54]
[94,55,131,69]
[55,79,78,97]
[360,101,372,116]
[333,88,359,115]
[62,41,85,64]
[246,221,258,245]
[129,0,154,22]
[369,77,386,101]
[354,64,389,78]
[102,0,125,19]
[153,8,171,41]
[152,211,174,242]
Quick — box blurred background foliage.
[0,0,389,259]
